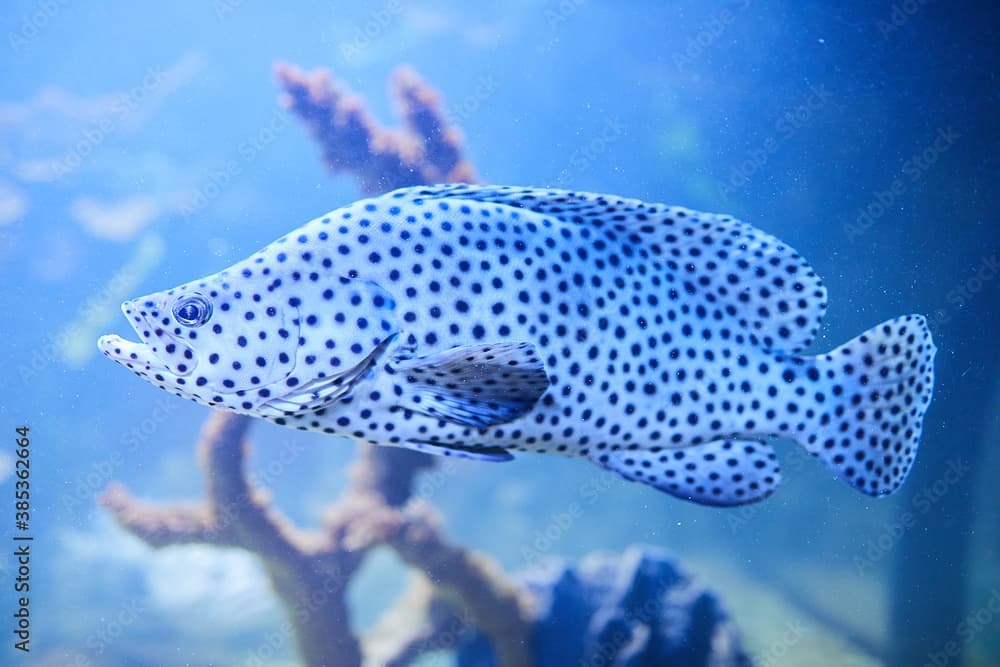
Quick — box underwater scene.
[1,1,998,665]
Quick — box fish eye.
[172,294,213,328]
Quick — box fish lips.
[98,301,197,377]
[97,332,170,375]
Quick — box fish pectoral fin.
[258,334,398,417]
[593,439,782,507]
[400,439,514,462]
[257,372,359,416]
[391,341,549,428]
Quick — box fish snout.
[99,298,196,377]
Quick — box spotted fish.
[98,185,936,506]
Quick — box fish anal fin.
[392,341,549,428]
[593,439,782,507]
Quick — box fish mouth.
[97,333,171,375]
[98,300,189,376]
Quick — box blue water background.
[0,1,997,665]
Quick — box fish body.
[99,185,936,506]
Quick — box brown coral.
[274,62,476,194]
[102,66,534,667]
[102,413,533,666]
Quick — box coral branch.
[391,66,474,184]
[364,578,469,667]
[197,413,313,561]
[349,443,437,508]
[261,549,362,667]
[102,410,534,666]
[101,483,237,548]
[101,412,369,666]
[380,503,535,667]
[274,62,476,194]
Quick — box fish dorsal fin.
[385,184,828,353]
[593,439,782,507]
[389,341,550,428]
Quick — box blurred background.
[0,0,997,665]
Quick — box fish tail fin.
[799,315,936,496]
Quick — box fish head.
[97,264,302,411]
[99,240,402,416]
